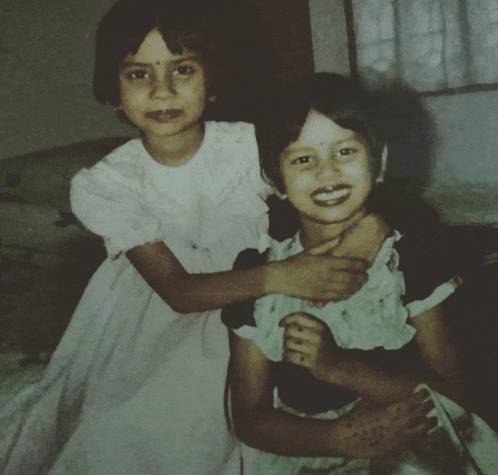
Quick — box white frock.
[0,121,270,475]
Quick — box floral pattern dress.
[231,231,498,475]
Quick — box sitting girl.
[224,73,498,474]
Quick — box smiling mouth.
[311,185,351,206]
[145,109,183,122]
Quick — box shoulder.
[70,139,152,224]
[204,121,257,164]
[71,139,149,193]
[368,184,459,304]
[206,120,256,142]
[202,121,269,197]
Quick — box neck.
[142,123,205,166]
[300,207,367,250]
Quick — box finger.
[283,323,320,341]
[326,256,371,272]
[483,251,498,265]
[403,416,439,443]
[307,236,342,255]
[279,313,325,330]
[403,400,436,426]
[323,272,369,292]
[387,391,432,417]
[283,349,311,367]
[410,387,431,402]
[306,299,328,308]
[283,336,315,353]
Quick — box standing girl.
[0,3,371,475]
[226,73,498,474]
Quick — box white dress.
[0,121,270,475]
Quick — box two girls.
[226,73,498,474]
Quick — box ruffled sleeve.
[70,149,161,258]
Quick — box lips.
[311,185,351,206]
[145,109,183,122]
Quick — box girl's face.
[277,109,374,227]
[118,29,207,140]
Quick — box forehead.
[122,29,197,65]
[285,109,361,154]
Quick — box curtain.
[352,0,498,91]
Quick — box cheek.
[284,171,314,196]
[344,161,372,184]
[119,83,147,106]
[181,78,207,102]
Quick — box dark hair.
[93,0,278,121]
[256,73,388,193]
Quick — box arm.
[410,303,465,405]
[229,332,436,458]
[281,307,465,407]
[126,240,369,314]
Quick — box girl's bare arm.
[410,304,465,404]
[229,333,436,458]
[281,306,465,406]
[126,241,369,313]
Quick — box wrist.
[263,260,288,295]
[324,357,357,386]
[325,417,355,457]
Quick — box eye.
[291,155,311,165]
[128,70,149,80]
[174,64,196,76]
[338,147,357,157]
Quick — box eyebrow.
[284,137,360,154]
[120,55,202,68]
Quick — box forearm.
[329,354,465,406]
[163,264,278,313]
[234,406,361,458]
[329,356,425,404]
[229,334,432,460]
[127,242,287,314]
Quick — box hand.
[334,390,437,458]
[280,312,343,383]
[483,251,498,265]
[274,238,369,302]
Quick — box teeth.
[314,188,349,201]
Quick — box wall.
[1,0,134,160]
[308,0,498,225]
[1,0,313,161]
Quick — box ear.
[272,186,288,201]
[376,145,388,183]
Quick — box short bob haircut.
[93,0,277,119]
[256,73,389,194]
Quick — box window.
[349,0,498,94]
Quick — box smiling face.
[277,109,374,230]
[118,29,207,142]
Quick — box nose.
[150,74,176,99]
[317,158,340,179]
